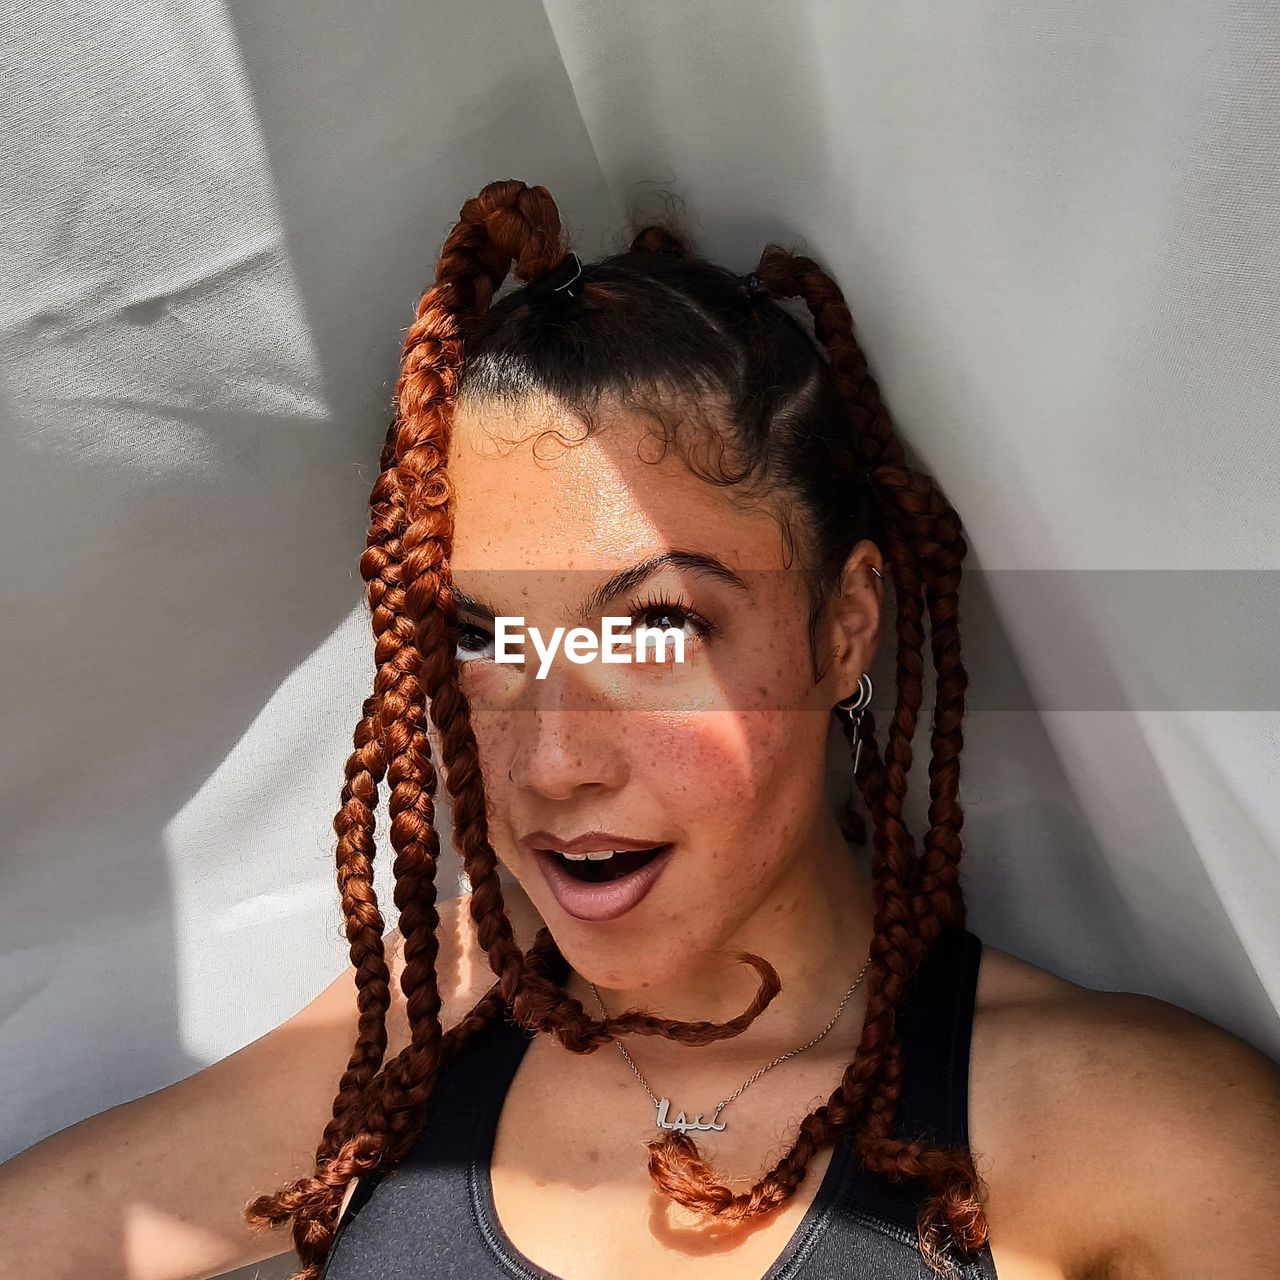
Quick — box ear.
[818,539,884,704]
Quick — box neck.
[561,811,876,1066]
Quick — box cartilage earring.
[834,672,874,776]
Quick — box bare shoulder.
[381,877,546,1059]
[970,942,1280,1279]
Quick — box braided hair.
[244,178,985,1277]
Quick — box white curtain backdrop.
[3,13,1277,1275]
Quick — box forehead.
[447,394,790,573]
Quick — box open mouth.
[548,845,668,883]
[533,843,675,922]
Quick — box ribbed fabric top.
[322,926,998,1279]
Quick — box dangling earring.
[834,671,874,777]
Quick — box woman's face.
[443,394,881,991]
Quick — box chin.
[554,935,696,994]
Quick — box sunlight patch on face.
[448,394,786,578]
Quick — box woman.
[3,178,1278,1280]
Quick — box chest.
[486,1031,874,1280]
[487,1029,1086,1280]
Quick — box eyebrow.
[449,550,750,623]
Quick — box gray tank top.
[321,926,998,1278]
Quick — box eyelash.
[623,591,717,640]
[453,593,717,659]
[455,623,492,657]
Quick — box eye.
[624,593,717,645]
[455,620,495,662]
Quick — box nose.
[505,668,632,801]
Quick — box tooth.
[560,850,590,861]
[585,850,616,861]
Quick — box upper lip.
[520,830,670,856]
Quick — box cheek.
[637,710,828,830]
[642,711,833,928]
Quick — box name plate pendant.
[653,1096,728,1134]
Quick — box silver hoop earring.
[834,672,874,777]
[834,672,874,719]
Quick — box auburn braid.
[770,242,968,942]
[315,408,439,1167]
[893,467,970,938]
[363,181,567,1164]
[243,183,560,1277]
[241,418,461,1275]
[785,254,985,1266]
[775,248,985,1268]
[241,402,444,1270]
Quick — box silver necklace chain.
[586,956,871,1135]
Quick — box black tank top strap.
[897,923,982,1147]
[842,924,984,1232]
[325,1004,536,1254]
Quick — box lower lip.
[533,845,675,922]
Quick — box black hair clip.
[526,251,584,308]
[740,271,769,300]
